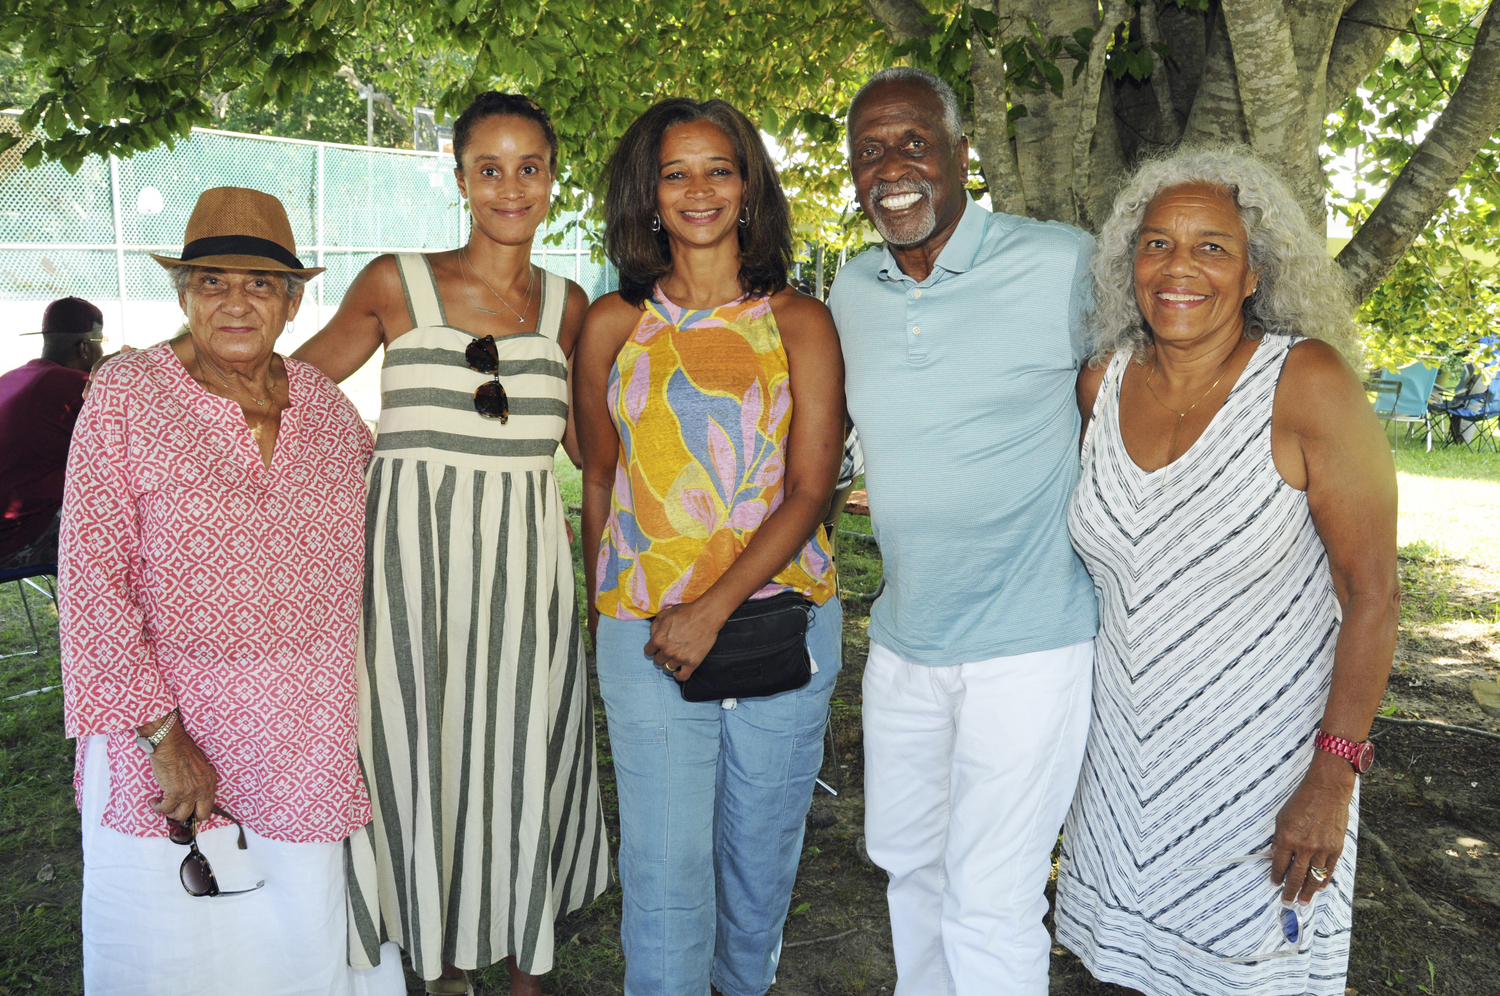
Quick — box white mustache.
[869,179,932,204]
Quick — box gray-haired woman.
[1053,148,1398,996]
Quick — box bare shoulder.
[768,286,835,343]
[1278,338,1364,403]
[585,290,642,325]
[341,253,405,317]
[1273,337,1372,436]
[1077,353,1111,413]
[563,278,591,313]
[354,253,403,295]
[768,285,830,322]
[581,291,644,349]
[557,278,591,355]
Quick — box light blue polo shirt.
[828,196,1098,665]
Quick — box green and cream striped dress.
[345,254,609,979]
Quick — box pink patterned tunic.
[58,343,373,844]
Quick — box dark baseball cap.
[24,297,105,337]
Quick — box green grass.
[0,583,81,995]
[1390,430,1500,482]
[1389,435,1500,578]
[3,441,1492,994]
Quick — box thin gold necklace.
[459,248,533,324]
[1143,341,1241,463]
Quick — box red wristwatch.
[1314,730,1375,774]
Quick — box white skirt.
[80,734,407,996]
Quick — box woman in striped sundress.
[1052,148,1399,996]
[294,93,609,996]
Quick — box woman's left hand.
[1270,753,1356,903]
[644,600,729,682]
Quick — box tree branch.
[970,2,1025,215]
[1338,1,1500,300]
[864,0,935,43]
[1221,0,1323,225]
[1072,0,1130,230]
[1182,8,1251,148]
[1138,1,1181,143]
[335,65,408,137]
[1327,0,1422,113]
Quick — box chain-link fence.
[1,116,615,415]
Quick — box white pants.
[862,640,1094,996]
[80,734,406,996]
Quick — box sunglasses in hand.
[165,805,265,898]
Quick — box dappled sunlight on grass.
[1392,438,1500,575]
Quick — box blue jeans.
[596,598,842,996]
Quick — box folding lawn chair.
[1371,361,1441,449]
[1434,338,1500,452]
[0,563,57,660]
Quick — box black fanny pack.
[678,591,815,702]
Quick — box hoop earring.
[738,206,750,227]
[651,214,661,232]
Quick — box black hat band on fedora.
[181,235,305,269]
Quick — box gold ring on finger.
[1308,865,1329,882]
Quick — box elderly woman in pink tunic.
[58,188,404,995]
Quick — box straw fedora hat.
[150,186,325,276]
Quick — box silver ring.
[1308,865,1329,882]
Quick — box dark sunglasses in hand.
[465,335,510,423]
[166,805,265,897]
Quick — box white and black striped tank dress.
[1055,335,1357,996]
[345,254,609,979]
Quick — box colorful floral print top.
[596,288,836,619]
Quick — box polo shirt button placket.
[907,283,927,359]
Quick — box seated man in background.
[0,297,105,571]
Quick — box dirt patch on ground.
[765,545,1500,996]
[6,542,1497,995]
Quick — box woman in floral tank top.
[576,98,845,996]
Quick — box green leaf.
[1041,60,1064,94]
[970,6,999,34]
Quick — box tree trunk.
[862,0,1500,306]
[971,2,1028,215]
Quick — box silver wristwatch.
[135,708,178,755]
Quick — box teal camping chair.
[1371,361,1441,449]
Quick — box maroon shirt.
[0,358,89,561]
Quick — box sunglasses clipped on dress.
[465,335,510,422]
[165,805,265,897]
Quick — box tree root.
[783,927,862,950]
[1358,825,1471,931]
[1371,715,1500,743]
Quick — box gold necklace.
[1143,341,1241,463]
[459,248,532,324]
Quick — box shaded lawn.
[2,437,1496,993]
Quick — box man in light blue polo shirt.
[828,67,1098,996]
